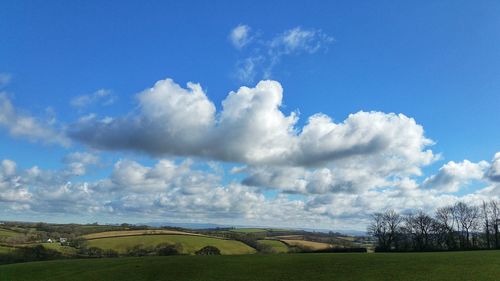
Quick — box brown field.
[81,229,203,240]
[337,236,356,242]
[280,239,333,250]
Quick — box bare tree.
[482,201,491,248]
[405,211,434,251]
[490,200,500,248]
[454,202,480,249]
[368,210,403,251]
[435,206,457,250]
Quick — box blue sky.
[0,1,499,230]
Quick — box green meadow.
[2,251,500,281]
[86,234,256,255]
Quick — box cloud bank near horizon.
[0,76,499,229]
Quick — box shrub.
[126,245,151,257]
[195,246,221,255]
[155,243,182,256]
[86,247,104,258]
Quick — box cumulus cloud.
[422,160,489,192]
[487,152,500,182]
[2,152,500,230]
[230,26,334,83]
[63,152,100,176]
[0,93,70,146]
[69,78,436,174]
[229,24,252,49]
[71,89,116,108]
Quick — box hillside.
[86,234,256,255]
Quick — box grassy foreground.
[2,251,500,281]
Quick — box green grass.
[0,228,17,238]
[2,251,500,281]
[87,234,256,255]
[41,243,78,256]
[0,245,13,254]
[257,239,289,253]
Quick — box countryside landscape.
[1,1,500,280]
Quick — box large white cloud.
[69,78,436,173]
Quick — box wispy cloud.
[229,26,334,83]
[229,24,252,49]
[71,89,116,108]
[0,73,12,88]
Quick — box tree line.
[368,200,500,252]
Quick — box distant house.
[59,238,67,244]
[47,238,54,243]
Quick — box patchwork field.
[87,234,256,255]
[81,229,201,240]
[2,251,500,281]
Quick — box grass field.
[81,229,201,240]
[257,239,289,253]
[281,239,333,250]
[87,234,256,255]
[0,228,17,238]
[2,251,500,281]
[0,245,13,254]
[41,243,78,256]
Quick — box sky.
[0,1,499,231]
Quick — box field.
[0,246,13,254]
[229,228,267,233]
[40,243,78,256]
[0,228,17,238]
[281,239,333,250]
[87,234,256,255]
[81,229,202,240]
[257,239,289,253]
[2,251,500,281]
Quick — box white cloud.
[71,89,116,108]
[270,27,334,55]
[70,78,436,174]
[232,26,334,83]
[2,152,500,230]
[63,152,100,176]
[422,160,489,192]
[0,93,70,146]
[229,24,252,49]
[487,152,500,182]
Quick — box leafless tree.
[405,211,434,250]
[434,206,457,249]
[482,201,491,248]
[454,202,480,249]
[367,210,403,251]
[490,200,500,248]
